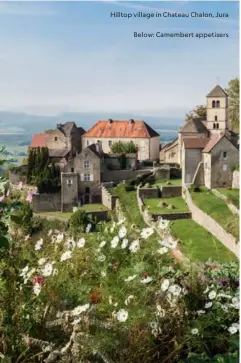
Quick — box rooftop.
[183,137,209,149]
[206,85,228,98]
[179,117,208,134]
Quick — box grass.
[112,184,146,228]
[171,219,236,262]
[37,204,108,219]
[144,197,189,214]
[152,178,182,187]
[81,204,109,212]
[38,211,72,219]
[191,187,239,240]
[216,188,239,208]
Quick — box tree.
[185,105,207,122]
[225,78,239,133]
[110,141,138,154]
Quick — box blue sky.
[0,1,239,118]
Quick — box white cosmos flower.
[73,207,78,213]
[72,303,90,316]
[157,247,169,255]
[168,285,182,297]
[204,302,212,309]
[97,254,106,262]
[118,226,127,239]
[48,229,53,236]
[65,238,76,249]
[129,240,140,253]
[42,263,53,277]
[56,233,64,243]
[35,238,43,251]
[117,217,126,225]
[230,297,239,309]
[161,279,170,292]
[20,265,29,277]
[140,227,154,239]
[158,218,169,230]
[101,271,106,277]
[86,224,92,233]
[191,328,199,335]
[208,290,217,300]
[125,295,134,306]
[33,283,41,296]
[116,309,128,322]
[124,275,137,282]
[197,310,205,315]
[109,296,113,305]
[228,323,239,335]
[121,239,128,249]
[111,236,119,248]
[203,287,209,294]
[77,238,86,248]
[60,250,72,262]
[159,237,177,250]
[156,305,166,317]
[149,321,158,330]
[38,258,46,266]
[141,276,153,284]
[99,241,106,248]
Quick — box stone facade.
[232,171,239,189]
[138,187,159,199]
[32,193,61,213]
[182,147,203,184]
[101,186,118,210]
[61,173,79,212]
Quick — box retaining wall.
[32,193,61,213]
[212,189,239,216]
[160,186,182,198]
[138,187,159,199]
[101,186,118,210]
[183,187,239,258]
[152,212,191,221]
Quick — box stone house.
[159,138,179,164]
[30,121,85,168]
[82,119,160,161]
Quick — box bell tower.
[206,84,228,135]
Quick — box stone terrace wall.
[161,186,182,198]
[101,186,118,210]
[183,187,239,258]
[32,194,61,213]
[232,171,239,189]
[102,169,149,182]
[152,212,191,221]
[212,189,239,216]
[139,187,159,199]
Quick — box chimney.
[96,141,102,154]
[129,119,135,124]
[108,119,113,124]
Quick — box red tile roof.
[202,135,224,153]
[83,120,160,138]
[183,137,209,149]
[30,133,47,148]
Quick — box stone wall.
[212,189,239,216]
[154,167,170,180]
[152,212,191,221]
[102,169,150,182]
[183,187,239,258]
[160,186,182,198]
[138,187,159,199]
[101,186,118,210]
[170,167,182,179]
[32,194,61,213]
[232,171,239,189]
[9,166,28,185]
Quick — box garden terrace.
[191,187,239,240]
[216,188,239,208]
[171,219,236,262]
[152,178,182,187]
[144,197,189,214]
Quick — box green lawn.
[152,178,182,187]
[171,219,236,262]
[38,211,72,219]
[112,184,145,228]
[191,187,239,239]
[81,204,109,212]
[216,188,240,208]
[144,197,189,214]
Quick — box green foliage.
[69,208,93,236]
[185,104,207,122]
[110,140,138,154]
[125,184,136,192]
[225,78,239,133]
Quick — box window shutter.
[90,174,94,181]
[80,174,84,181]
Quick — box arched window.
[215,115,218,121]
[212,100,216,108]
[216,100,220,108]
[216,123,219,129]
[213,123,216,129]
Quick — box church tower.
[206,85,228,135]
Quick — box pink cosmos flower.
[0,195,5,202]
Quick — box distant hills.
[0,111,182,146]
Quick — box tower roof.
[206,85,228,98]
[179,117,208,134]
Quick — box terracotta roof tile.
[83,120,160,138]
[30,133,47,148]
[183,137,209,149]
[202,135,224,153]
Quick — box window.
[71,167,74,172]
[84,174,90,181]
[223,164,228,172]
[216,123,219,129]
[213,123,216,129]
[67,179,73,186]
[108,140,112,147]
[223,151,228,160]
[217,100,220,108]
[86,140,89,146]
[85,187,90,193]
[215,116,218,121]
[54,136,58,141]
[84,160,90,169]
[212,100,216,108]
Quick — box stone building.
[82,119,160,161]
[30,121,85,168]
